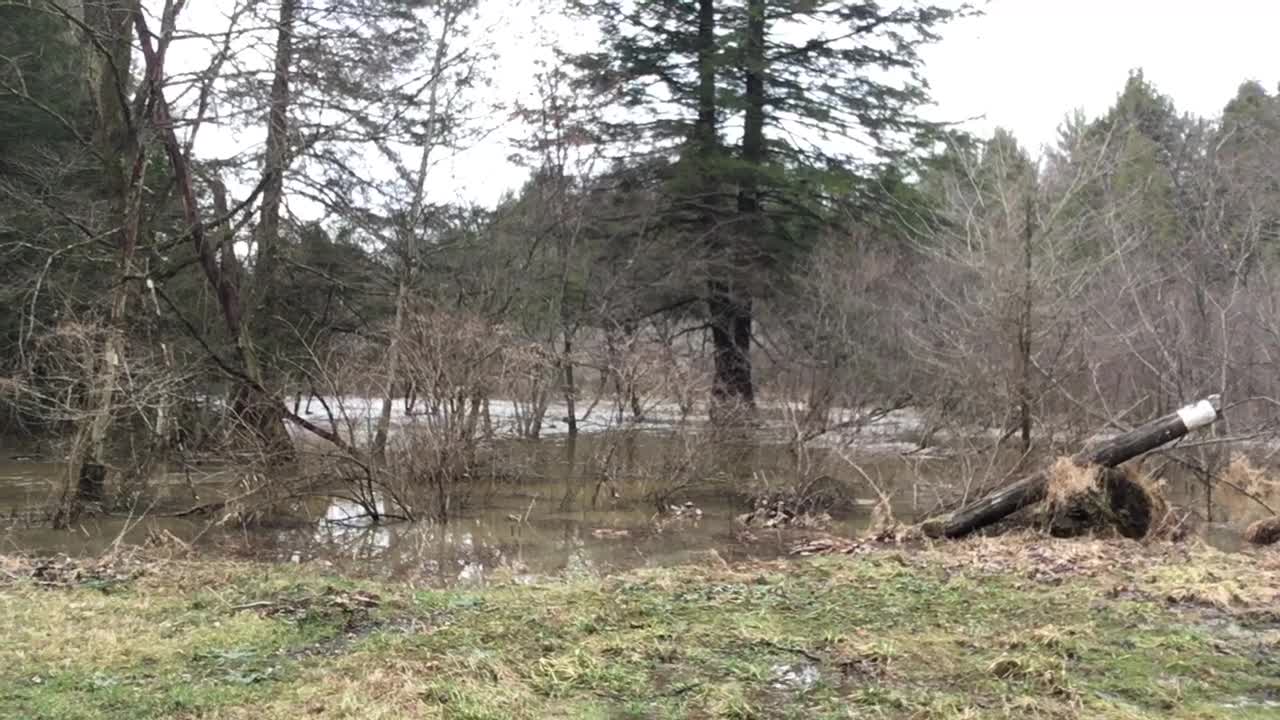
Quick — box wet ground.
[1,419,1273,584]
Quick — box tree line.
[2,1,1277,520]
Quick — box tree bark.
[693,0,716,159]
[925,395,1222,539]
[253,0,296,323]
[212,178,293,455]
[68,0,142,512]
[132,12,325,454]
[709,0,764,418]
[562,334,578,436]
[707,284,753,411]
[229,0,296,455]
[692,0,754,418]
[1016,193,1035,452]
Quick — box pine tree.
[569,0,964,416]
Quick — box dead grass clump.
[1222,453,1279,496]
[736,491,834,530]
[1243,517,1280,546]
[1043,459,1164,540]
[1045,457,1100,506]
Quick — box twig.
[755,639,823,663]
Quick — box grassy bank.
[2,539,1278,719]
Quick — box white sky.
[922,0,1280,154]
[180,0,1280,211]
[449,0,1280,206]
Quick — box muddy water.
[0,431,1270,583]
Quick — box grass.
[1,539,1278,719]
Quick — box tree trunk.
[1016,192,1035,452]
[925,395,1222,539]
[212,178,294,456]
[214,0,297,457]
[153,342,175,448]
[372,7,456,458]
[67,0,142,514]
[693,0,754,419]
[134,11,348,457]
[253,0,296,323]
[707,283,754,412]
[693,0,716,156]
[372,282,407,455]
[530,385,549,439]
[228,0,295,454]
[709,0,764,419]
[562,333,578,436]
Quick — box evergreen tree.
[569,0,964,415]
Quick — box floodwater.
[1,419,1273,584]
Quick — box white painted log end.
[1176,398,1219,430]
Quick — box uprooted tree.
[925,395,1223,539]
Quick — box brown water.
[0,432,1269,583]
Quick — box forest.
[3,0,1277,524]
[2,1,1280,717]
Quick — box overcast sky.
[188,0,1280,212]
[924,0,1280,152]
[438,0,1280,206]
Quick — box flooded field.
[1,418,1273,583]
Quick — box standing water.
[0,419,1270,583]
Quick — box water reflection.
[285,497,775,586]
[4,428,1279,583]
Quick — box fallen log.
[924,395,1221,539]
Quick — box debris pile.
[0,553,143,589]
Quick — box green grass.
[2,540,1278,719]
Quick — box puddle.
[770,662,820,692]
[1220,697,1280,710]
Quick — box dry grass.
[3,543,1280,719]
[914,534,1280,613]
[1042,458,1171,540]
[1221,453,1279,497]
[1244,517,1280,546]
[1045,457,1100,506]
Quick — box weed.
[1,543,1277,718]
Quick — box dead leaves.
[231,585,382,622]
[1,553,143,590]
